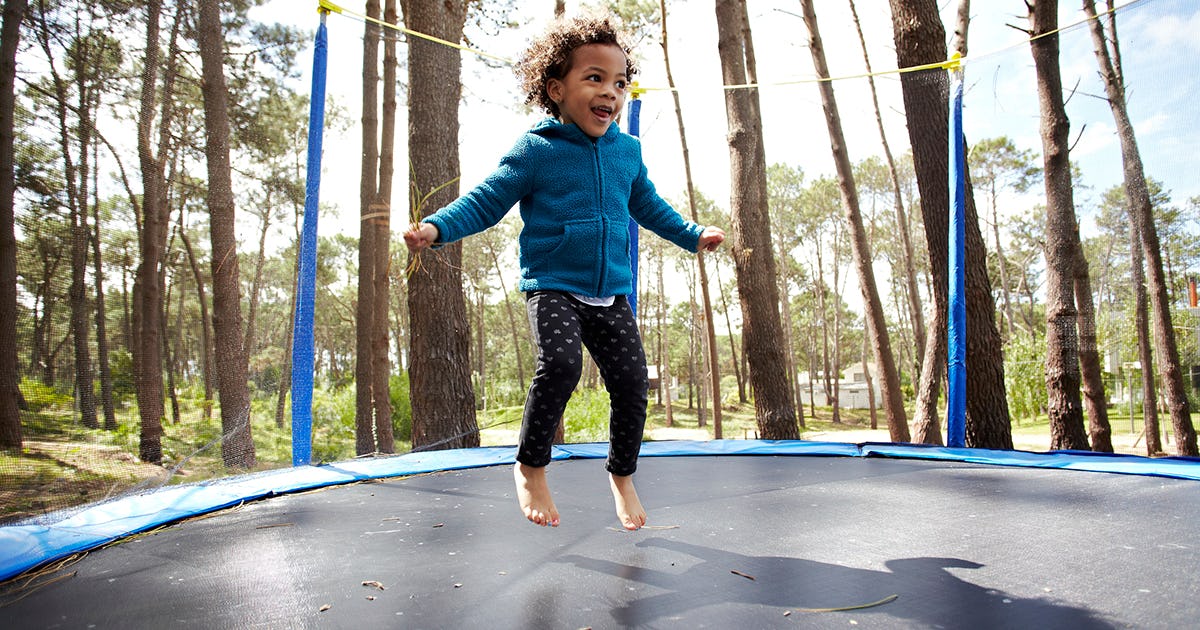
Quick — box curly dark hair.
[514,14,638,118]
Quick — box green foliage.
[390,374,412,442]
[19,378,71,412]
[309,385,357,463]
[564,388,615,443]
[1005,332,1048,424]
[108,350,136,401]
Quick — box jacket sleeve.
[628,158,704,252]
[424,136,536,246]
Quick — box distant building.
[797,362,882,409]
[647,365,682,402]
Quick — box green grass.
[5,385,1194,523]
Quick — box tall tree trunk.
[276,210,302,429]
[911,305,945,444]
[888,0,1012,449]
[90,142,115,430]
[661,0,721,436]
[37,2,97,429]
[403,0,478,451]
[198,0,255,468]
[1130,222,1161,455]
[165,274,180,425]
[1029,0,1089,451]
[951,0,970,56]
[1074,242,1113,452]
[831,242,842,424]
[714,0,797,439]
[1082,0,1196,456]
[134,0,173,464]
[848,0,925,366]
[863,336,877,430]
[0,0,26,449]
[244,202,272,365]
[801,0,908,441]
[355,0,381,455]
[989,190,1016,339]
[714,263,745,403]
[656,248,674,426]
[372,0,398,453]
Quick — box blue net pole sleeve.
[291,15,328,466]
[627,98,641,317]
[946,67,967,448]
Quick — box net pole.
[946,58,967,448]
[290,11,329,466]
[626,95,642,317]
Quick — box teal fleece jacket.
[424,118,704,298]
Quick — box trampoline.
[2,440,1199,629]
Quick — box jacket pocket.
[545,218,603,288]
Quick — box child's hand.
[697,226,725,252]
[404,222,439,252]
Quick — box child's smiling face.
[547,43,629,138]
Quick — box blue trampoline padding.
[1,439,1196,582]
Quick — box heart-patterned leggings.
[518,290,649,476]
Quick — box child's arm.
[403,222,439,252]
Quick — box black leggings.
[518,291,649,476]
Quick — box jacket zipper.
[593,140,606,296]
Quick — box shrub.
[564,388,612,443]
[19,378,71,412]
[390,374,412,442]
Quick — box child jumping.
[403,14,724,530]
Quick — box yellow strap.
[319,0,512,65]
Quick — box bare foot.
[514,463,559,527]
[609,473,647,531]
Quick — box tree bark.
[133,0,172,463]
[713,262,745,403]
[1029,0,1089,451]
[888,0,1012,448]
[372,0,398,453]
[714,0,797,440]
[90,141,115,430]
[1082,0,1196,455]
[403,0,478,451]
[198,0,255,468]
[1074,241,1113,452]
[0,0,26,449]
[801,0,908,441]
[656,247,674,426]
[355,0,381,455]
[35,1,97,429]
[1130,222,1161,454]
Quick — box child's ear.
[546,78,563,104]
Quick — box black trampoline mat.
[4,454,1198,629]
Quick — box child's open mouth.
[592,106,613,121]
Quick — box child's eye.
[586,74,601,82]
[615,80,627,90]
